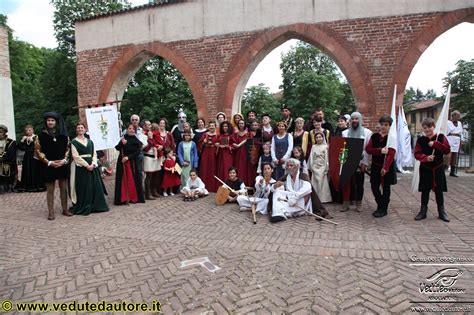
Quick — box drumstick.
[214,175,237,194]
[277,197,338,225]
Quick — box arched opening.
[220,24,373,121]
[98,42,207,120]
[240,39,356,124]
[401,18,474,169]
[120,55,198,124]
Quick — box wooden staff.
[121,146,130,206]
[245,190,257,224]
[277,197,338,225]
[214,175,237,194]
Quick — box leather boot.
[145,177,156,200]
[373,202,387,218]
[46,183,55,220]
[340,201,350,212]
[415,205,428,221]
[450,166,458,177]
[151,172,161,198]
[438,206,450,222]
[62,208,73,217]
[355,200,362,212]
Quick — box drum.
[215,186,230,205]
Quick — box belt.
[448,133,461,137]
[79,154,91,157]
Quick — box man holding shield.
[341,112,372,212]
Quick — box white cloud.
[406,22,474,95]
[8,0,56,48]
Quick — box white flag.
[411,85,451,193]
[85,105,121,151]
[386,85,398,150]
[396,104,413,170]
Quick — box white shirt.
[447,120,463,153]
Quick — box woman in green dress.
[70,122,109,215]
[177,132,198,188]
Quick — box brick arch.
[393,8,474,100]
[97,42,207,119]
[220,23,374,117]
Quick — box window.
[411,113,416,124]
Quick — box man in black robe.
[0,124,17,193]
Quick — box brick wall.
[76,9,474,128]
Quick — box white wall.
[76,0,474,52]
[0,77,15,139]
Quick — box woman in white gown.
[308,132,332,203]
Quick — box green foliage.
[444,59,474,126]
[292,70,344,122]
[241,84,281,120]
[51,0,130,57]
[261,40,356,123]
[9,38,50,138]
[41,50,79,130]
[0,14,8,28]
[403,87,437,104]
[121,56,197,125]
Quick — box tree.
[241,84,281,120]
[121,56,197,124]
[444,59,474,126]
[279,41,354,122]
[51,0,130,57]
[0,14,8,28]
[9,37,51,138]
[292,70,344,122]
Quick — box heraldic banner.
[85,105,121,151]
[328,136,365,190]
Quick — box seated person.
[181,169,209,201]
[237,163,276,214]
[270,158,313,223]
[223,166,246,203]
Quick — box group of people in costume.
[0,104,463,223]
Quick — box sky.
[2,0,473,96]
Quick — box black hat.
[43,111,68,137]
[281,104,290,111]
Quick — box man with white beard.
[270,158,313,223]
[341,112,372,212]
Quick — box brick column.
[0,26,15,138]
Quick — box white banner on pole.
[396,104,413,170]
[85,105,121,151]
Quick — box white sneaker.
[170,192,175,196]
[163,192,168,197]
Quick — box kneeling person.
[270,158,313,223]
[237,163,276,214]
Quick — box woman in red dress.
[198,121,219,192]
[216,121,233,182]
[154,118,176,195]
[161,148,181,196]
[231,120,250,186]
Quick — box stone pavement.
[1,172,473,314]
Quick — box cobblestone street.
[1,172,473,314]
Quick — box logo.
[419,268,465,294]
[338,141,348,175]
[98,114,109,139]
